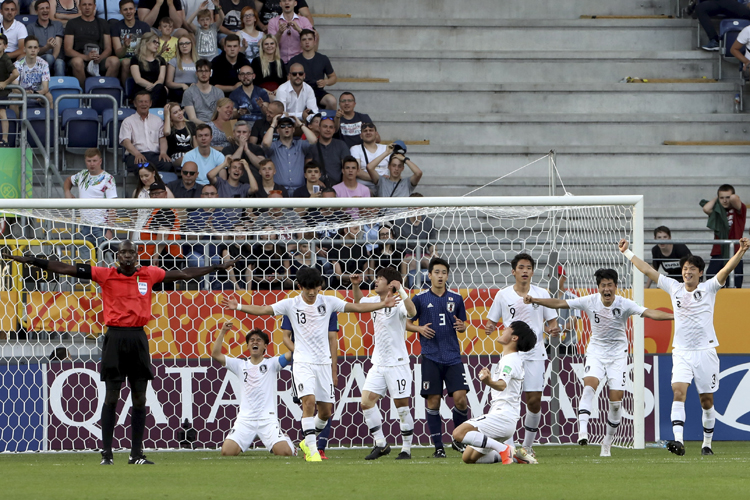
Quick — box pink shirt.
[267,13,313,63]
[119,112,164,154]
[333,182,371,199]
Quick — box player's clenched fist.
[478,367,491,383]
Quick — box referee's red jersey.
[91,266,166,327]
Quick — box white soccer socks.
[301,417,317,453]
[314,416,328,435]
[397,406,414,453]
[463,430,508,454]
[578,385,595,441]
[671,401,686,443]
[606,400,622,438]
[702,406,716,449]
[475,451,502,464]
[363,407,387,448]
[522,411,542,449]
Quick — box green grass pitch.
[2,442,748,500]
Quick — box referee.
[5,240,233,465]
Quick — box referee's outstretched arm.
[2,254,81,277]
[163,259,236,283]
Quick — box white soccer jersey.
[487,285,558,361]
[566,294,646,358]
[224,356,282,421]
[488,352,525,420]
[272,295,348,364]
[361,295,410,367]
[658,274,721,350]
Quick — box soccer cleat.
[600,442,612,457]
[666,440,686,456]
[500,446,515,465]
[578,438,588,446]
[365,444,392,460]
[701,447,714,456]
[514,446,538,465]
[100,451,113,465]
[395,451,411,460]
[318,449,328,460]
[305,450,323,462]
[299,440,310,459]
[451,439,466,453]
[432,447,447,458]
[128,454,154,465]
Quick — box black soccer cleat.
[578,438,588,446]
[451,439,466,453]
[432,447,447,458]
[365,444,391,460]
[128,454,155,465]
[100,450,113,465]
[701,447,714,456]
[395,451,411,460]
[666,440,685,456]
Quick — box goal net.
[0,195,644,453]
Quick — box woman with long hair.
[238,7,263,61]
[163,102,197,168]
[132,164,175,199]
[166,34,198,103]
[250,34,287,94]
[210,98,235,149]
[130,32,168,107]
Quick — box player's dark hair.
[594,268,618,286]
[653,225,671,238]
[509,321,536,352]
[680,254,705,273]
[428,257,450,274]
[296,266,324,289]
[245,328,269,346]
[511,253,535,270]
[718,184,735,195]
[376,266,402,286]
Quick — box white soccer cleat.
[514,446,538,464]
[600,442,612,457]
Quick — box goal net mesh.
[0,200,638,452]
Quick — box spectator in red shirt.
[3,243,233,465]
[701,184,746,287]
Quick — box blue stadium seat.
[102,108,135,173]
[25,108,49,150]
[719,19,750,79]
[15,14,37,26]
[61,109,101,170]
[149,108,164,119]
[49,77,82,115]
[85,77,123,115]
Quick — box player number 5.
[594,313,600,324]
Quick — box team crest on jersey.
[318,304,326,314]
[694,291,703,302]
[137,281,148,296]
[446,302,455,313]
[532,303,540,309]
[612,308,622,318]
[423,381,430,390]
[260,365,267,374]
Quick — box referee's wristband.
[623,249,635,261]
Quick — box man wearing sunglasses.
[273,62,318,119]
[166,160,205,198]
[288,29,336,110]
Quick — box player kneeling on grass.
[211,322,296,456]
[524,268,674,456]
[351,268,417,460]
[452,321,536,464]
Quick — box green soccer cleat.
[306,450,323,462]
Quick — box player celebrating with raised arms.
[221,266,396,462]
[484,253,559,463]
[619,237,750,456]
[524,268,674,456]
[4,241,233,465]
[211,322,296,456]
[351,267,418,460]
[407,257,470,458]
[452,321,537,464]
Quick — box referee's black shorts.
[420,356,470,398]
[100,326,155,383]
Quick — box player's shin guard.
[397,406,414,453]
[130,407,147,456]
[522,411,541,448]
[317,418,332,451]
[463,430,508,454]
[100,403,117,453]
[579,385,595,440]
[363,407,387,448]
[606,401,622,438]
[702,406,716,449]
[314,416,328,435]
[426,408,443,449]
[302,417,317,454]
[670,401,686,443]
[452,407,468,428]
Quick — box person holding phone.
[292,161,325,198]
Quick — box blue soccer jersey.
[281,313,339,342]
[411,289,467,365]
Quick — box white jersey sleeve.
[325,295,349,313]
[657,274,681,295]
[621,297,647,318]
[540,289,559,322]
[224,355,244,378]
[487,290,505,323]
[271,297,294,317]
[566,294,594,312]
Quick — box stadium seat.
[85,77,123,116]
[5,109,18,147]
[15,14,37,26]
[719,19,750,79]
[149,108,164,119]
[25,108,49,150]
[61,109,101,171]
[102,108,136,172]
[49,77,82,115]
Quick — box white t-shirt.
[658,274,721,350]
[69,169,118,224]
[488,352,524,420]
[566,294,645,358]
[271,294,348,364]
[350,143,388,177]
[487,285,558,361]
[224,356,282,421]
[361,295,410,366]
[735,25,750,58]
[239,30,264,60]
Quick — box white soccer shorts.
[523,359,546,392]
[225,418,288,452]
[466,411,518,455]
[584,355,628,391]
[672,348,720,394]
[363,364,412,399]
[292,361,335,403]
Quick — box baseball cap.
[149,181,167,193]
[277,116,295,126]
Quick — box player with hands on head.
[483,253,559,463]
[524,268,674,456]
[211,321,295,456]
[452,321,537,464]
[3,241,234,466]
[221,266,396,462]
[351,268,418,460]
[619,237,750,456]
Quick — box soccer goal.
[0,195,645,452]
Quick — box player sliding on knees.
[351,268,418,460]
[211,322,296,456]
[620,237,749,456]
[221,266,396,462]
[524,268,674,457]
[452,321,537,464]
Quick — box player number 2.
[439,313,447,326]
[296,311,307,324]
